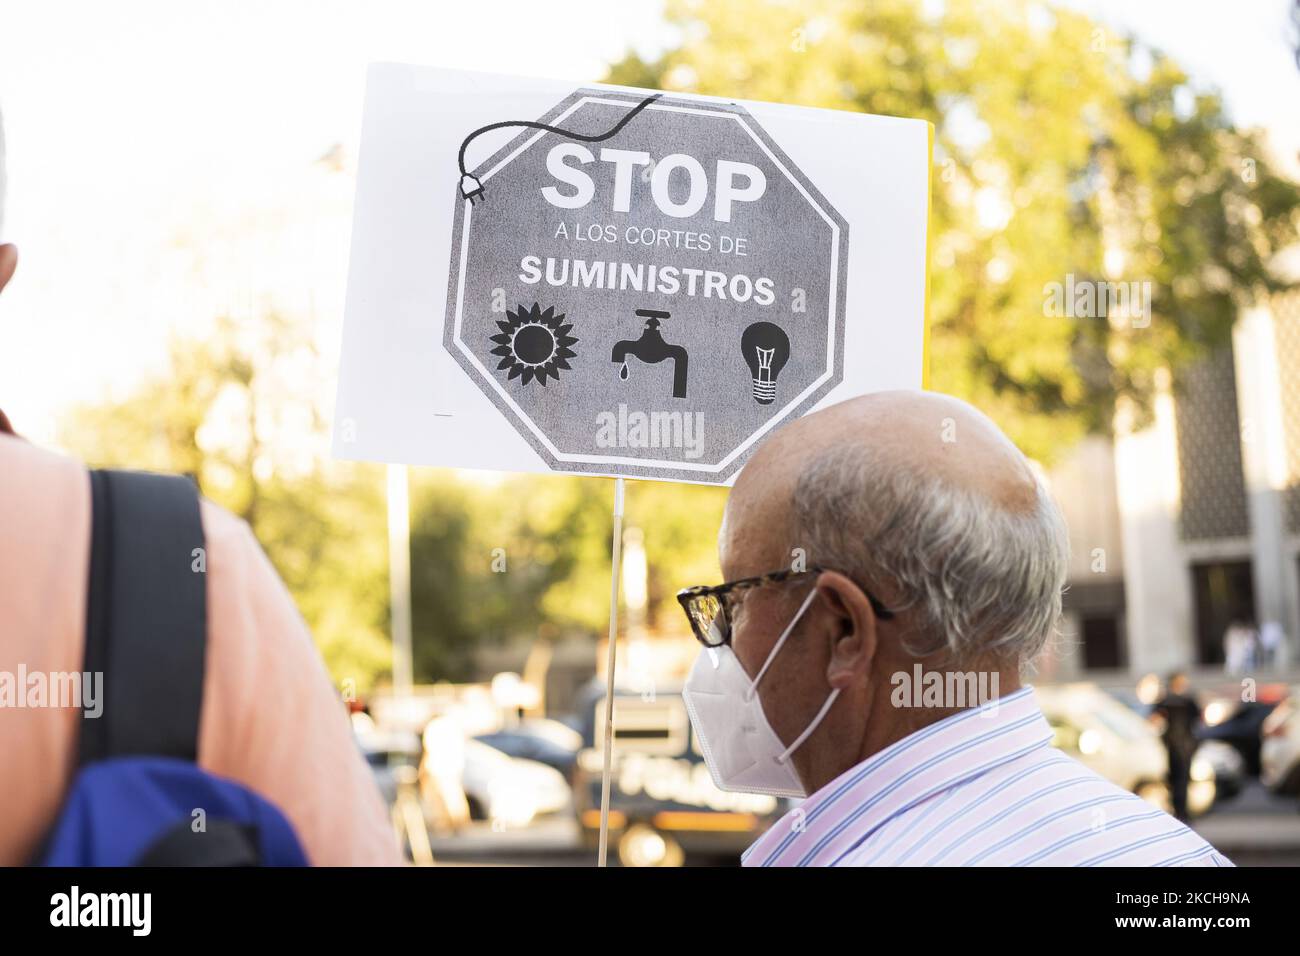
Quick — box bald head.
[724,391,1039,573]
[722,390,1067,667]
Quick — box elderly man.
[679,391,1231,866]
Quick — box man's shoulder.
[0,431,88,492]
[0,436,263,580]
[1004,751,1230,866]
[198,497,259,562]
[0,435,276,613]
[196,498,306,640]
[0,434,91,570]
[833,747,1230,866]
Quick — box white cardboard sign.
[333,63,931,485]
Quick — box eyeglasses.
[676,565,895,648]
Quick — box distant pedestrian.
[1223,620,1256,675]
[1152,672,1200,822]
[1259,620,1285,670]
[420,713,471,833]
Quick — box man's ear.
[815,570,879,690]
[0,245,17,295]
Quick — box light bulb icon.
[740,321,791,405]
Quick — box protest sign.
[334,64,932,484]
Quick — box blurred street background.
[3,0,1300,864]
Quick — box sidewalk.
[1193,782,1300,866]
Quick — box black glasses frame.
[676,565,895,648]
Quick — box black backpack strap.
[79,469,208,765]
[136,820,263,867]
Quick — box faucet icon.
[611,309,689,399]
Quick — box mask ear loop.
[776,687,841,765]
[736,586,842,766]
[743,587,820,702]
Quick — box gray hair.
[791,444,1068,668]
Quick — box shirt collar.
[743,685,1053,866]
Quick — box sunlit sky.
[0,0,1296,445]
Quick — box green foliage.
[59,314,393,692]
[608,0,1300,462]
[59,0,1300,685]
[56,312,728,686]
[405,471,726,680]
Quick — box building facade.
[1044,289,1300,677]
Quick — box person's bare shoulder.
[0,432,89,513]
[0,433,90,675]
[0,435,90,866]
[195,498,401,865]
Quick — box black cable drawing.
[457,93,663,204]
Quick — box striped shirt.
[742,685,1233,867]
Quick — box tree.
[404,469,729,681]
[58,313,728,687]
[59,313,393,691]
[608,0,1300,462]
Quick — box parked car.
[568,681,787,866]
[474,718,581,780]
[1036,683,1217,816]
[461,738,572,827]
[354,727,422,808]
[1194,739,1245,800]
[1261,689,1300,798]
[1196,694,1279,777]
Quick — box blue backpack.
[38,469,308,866]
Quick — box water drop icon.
[618,360,629,381]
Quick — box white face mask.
[682,588,841,798]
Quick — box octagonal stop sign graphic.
[443,88,848,484]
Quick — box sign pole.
[596,477,626,867]
[387,464,414,696]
